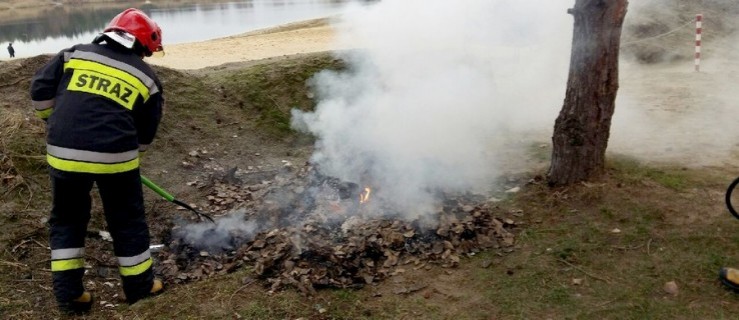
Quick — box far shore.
[0,16,351,70]
[0,0,238,12]
[0,1,353,70]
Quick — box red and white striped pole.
[695,13,702,72]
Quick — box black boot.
[128,278,164,304]
[59,291,93,315]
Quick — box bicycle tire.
[725,176,739,220]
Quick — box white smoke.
[175,210,258,252]
[292,0,572,218]
[611,2,739,167]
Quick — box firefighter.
[30,8,165,314]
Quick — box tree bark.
[547,0,628,186]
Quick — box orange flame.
[359,187,372,204]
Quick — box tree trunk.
[547,0,628,186]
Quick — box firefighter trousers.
[49,167,154,304]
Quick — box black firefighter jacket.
[30,42,163,174]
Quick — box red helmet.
[104,8,162,56]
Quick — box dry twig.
[0,260,28,268]
[611,243,645,251]
[0,78,25,88]
[557,258,612,284]
[228,278,257,307]
[12,239,32,252]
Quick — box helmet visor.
[103,31,136,49]
[150,45,165,57]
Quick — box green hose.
[140,175,215,223]
[140,175,174,201]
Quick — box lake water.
[0,0,364,59]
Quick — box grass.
[461,158,739,319]
[0,106,48,238]
[119,158,739,319]
[4,53,739,319]
[208,53,345,137]
[608,154,692,191]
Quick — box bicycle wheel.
[725,176,739,220]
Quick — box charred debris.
[156,160,520,294]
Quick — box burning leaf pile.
[155,164,517,294]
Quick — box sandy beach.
[148,18,348,70]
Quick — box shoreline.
[0,17,347,70]
[0,0,238,11]
[0,1,350,70]
[148,17,349,70]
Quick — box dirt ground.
[4,2,739,319]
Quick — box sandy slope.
[148,19,349,70]
[611,49,739,168]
